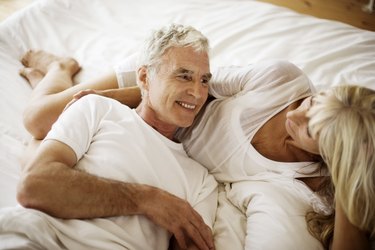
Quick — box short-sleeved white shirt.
[177,60,324,183]
[115,58,326,183]
[45,95,217,249]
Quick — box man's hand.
[140,186,215,250]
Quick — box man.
[1,24,217,250]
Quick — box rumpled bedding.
[1,0,374,249]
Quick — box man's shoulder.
[81,94,126,107]
[81,94,111,103]
[73,94,131,116]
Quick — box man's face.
[144,46,211,128]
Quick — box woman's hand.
[64,87,142,112]
[64,89,105,111]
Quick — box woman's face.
[285,96,320,155]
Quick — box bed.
[0,0,374,249]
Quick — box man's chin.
[177,119,194,128]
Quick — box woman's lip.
[285,118,294,136]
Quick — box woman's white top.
[176,60,326,183]
[115,57,327,183]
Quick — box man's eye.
[178,75,191,81]
[201,78,209,86]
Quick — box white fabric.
[227,179,323,250]
[114,53,328,250]
[1,0,375,249]
[114,53,138,88]
[179,60,323,182]
[0,95,218,249]
[214,184,246,249]
[115,57,327,179]
[177,60,326,249]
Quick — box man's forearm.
[17,162,150,219]
[18,157,216,250]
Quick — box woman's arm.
[70,86,142,109]
[101,86,141,108]
[331,200,370,250]
[209,61,309,99]
[66,86,142,110]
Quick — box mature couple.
[0,24,373,250]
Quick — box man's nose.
[187,80,204,99]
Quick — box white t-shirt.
[175,60,328,250]
[177,60,327,183]
[44,95,217,249]
[115,58,325,183]
[114,58,330,250]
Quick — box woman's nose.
[287,109,307,124]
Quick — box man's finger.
[174,230,188,250]
[189,212,214,249]
[185,223,210,250]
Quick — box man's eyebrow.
[174,68,193,74]
[203,73,212,80]
[174,68,212,80]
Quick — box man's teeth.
[177,101,196,110]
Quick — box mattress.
[0,0,374,249]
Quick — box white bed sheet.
[0,0,374,249]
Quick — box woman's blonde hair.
[307,85,375,244]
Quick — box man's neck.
[135,104,177,140]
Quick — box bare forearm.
[331,227,370,250]
[103,86,141,108]
[331,201,370,250]
[18,161,215,250]
[17,162,150,219]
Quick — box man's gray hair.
[137,24,210,69]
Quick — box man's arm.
[17,139,214,250]
[331,200,370,250]
[17,139,141,218]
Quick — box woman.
[307,85,374,249]
[19,50,374,249]
[174,60,373,250]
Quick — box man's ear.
[137,66,149,91]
